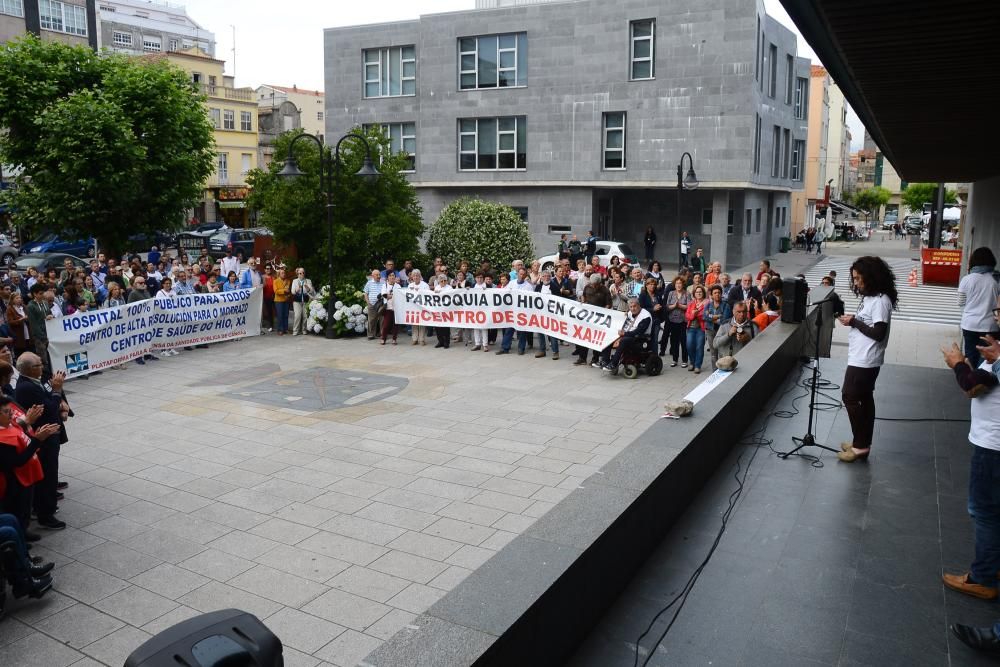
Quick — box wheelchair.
[618,335,663,379]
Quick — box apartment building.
[98,0,213,56]
[0,0,97,49]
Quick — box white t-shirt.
[958,272,1000,332]
[848,294,892,368]
[970,361,1000,450]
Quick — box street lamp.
[279,131,380,339]
[676,152,699,269]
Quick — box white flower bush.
[427,198,535,271]
[308,283,368,337]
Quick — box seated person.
[599,298,652,374]
[0,513,54,607]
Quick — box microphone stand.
[778,296,840,458]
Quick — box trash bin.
[779,237,791,253]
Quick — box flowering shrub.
[306,283,368,336]
[427,198,535,271]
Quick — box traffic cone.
[908,268,918,287]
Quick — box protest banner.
[46,288,262,376]
[393,287,627,351]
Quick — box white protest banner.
[46,288,262,376]
[393,287,627,351]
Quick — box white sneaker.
[292,332,300,336]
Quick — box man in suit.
[26,283,53,380]
[14,352,67,531]
[727,273,763,319]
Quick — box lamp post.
[279,131,379,339]
[676,152,699,269]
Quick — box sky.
[183,0,864,149]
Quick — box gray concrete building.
[324,0,809,269]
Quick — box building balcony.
[200,83,253,102]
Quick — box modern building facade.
[97,0,214,57]
[0,0,97,49]
[790,64,829,233]
[324,0,809,269]
[255,84,325,141]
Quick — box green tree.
[901,182,956,215]
[246,126,423,286]
[426,198,534,271]
[850,186,892,223]
[0,36,215,254]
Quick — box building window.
[727,209,734,235]
[217,153,228,184]
[511,207,528,222]
[241,153,252,175]
[793,77,808,119]
[785,55,794,105]
[630,19,654,80]
[745,209,752,235]
[701,209,712,235]
[791,139,805,181]
[754,16,760,83]
[602,112,626,170]
[752,114,761,174]
[316,111,323,121]
[39,0,87,36]
[548,225,571,235]
[168,38,178,51]
[208,108,220,129]
[364,122,417,172]
[458,33,526,90]
[112,31,132,48]
[768,44,777,98]
[781,128,791,179]
[0,0,22,16]
[240,111,252,132]
[459,116,526,171]
[223,110,234,130]
[771,125,781,178]
[142,36,161,53]
[755,208,762,233]
[363,45,416,98]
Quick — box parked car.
[207,227,272,260]
[193,222,227,235]
[0,243,18,267]
[537,240,639,271]
[14,253,89,274]
[880,213,898,230]
[19,234,95,257]
[903,215,923,234]
[128,229,178,250]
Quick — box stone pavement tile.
[56,499,112,528]
[479,476,542,498]
[365,607,418,641]
[297,531,388,567]
[557,475,586,490]
[399,448,455,465]
[177,476,241,499]
[0,632,83,667]
[193,501,269,531]
[133,448,185,466]
[371,488,450,514]
[417,465,491,488]
[152,513,232,545]
[229,565,329,608]
[10,591,77,625]
[531,486,573,503]
[404,477,478,502]
[130,563,210,600]
[371,456,428,475]
[123,528,206,563]
[249,517,319,545]
[140,605,202,635]
[263,607,346,655]
[254,478,327,503]
[82,515,151,543]
[387,582,447,614]
[320,514,407,546]
[468,489,533,514]
[81,625,152,667]
[479,529,518,551]
[70,656,106,667]
[369,550,448,585]
[543,437,598,453]
[273,502,339,528]
[115,499,178,525]
[515,454,572,474]
[197,447,251,467]
[54,561,129,604]
[255,544,350,584]
[524,500,556,518]
[169,457,232,478]
[491,428,553,445]
[442,455,516,477]
[507,466,566,487]
[310,490,374,514]
[93,585,179,626]
[34,603,124,648]
[206,530,280,559]
[308,458,373,480]
[354,502,438,532]
[327,477,388,499]
[0,617,33,648]
[315,629,383,667]
[491,513,536,533]
[216,487,294,513]
[73,467,130,488]
[36,526,106,557]
[423,517,495,547]
[477,438,546,457]
[302,588,391,632]
[360,468,419,489]
[216,467,272,487]
[107,476,175,500]
[151,489,212,513]
[445,544,496,570]
[329,565,410,603]
[387,531,464,562]
[177,581,282,620]
[177,548,257,582]
[429,560,477,593]
[134,465,200,489]
[437,501,506,527]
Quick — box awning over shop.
[218,201,246,209]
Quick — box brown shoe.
[552,354,559,360]
[943,572,998,600]
[837,448,870,463]
[535,351,546,358]
[840,442,853,452]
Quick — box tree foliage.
[246,126,423,284]
[850,186,892,222]
[426,198,534,271]
[901,182,956,215]
[0,36,216,253]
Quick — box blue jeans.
[969,445,1000,586]
[0,513,32,579]
[686,327,705,370]
[538,334,559,355]
[502,328,527,352]
[275,301,290,333]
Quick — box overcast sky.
[184,0,864,149]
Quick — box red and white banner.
[393,288,627,351]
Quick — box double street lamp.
[676,151,699,269]
[279,132,380,339]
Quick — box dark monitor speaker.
[125,609,282,667]
[781,277,807,323]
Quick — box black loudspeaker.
[781,277,807,323]
[125,609,283,667]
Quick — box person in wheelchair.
[599,298,652,375]
[0,513,54,618]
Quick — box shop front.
[213,186,251,228]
